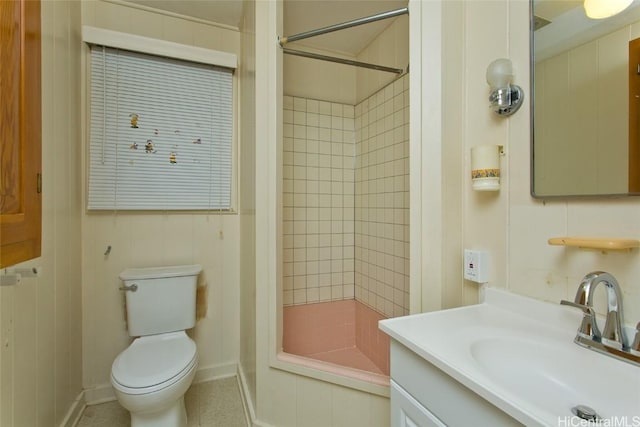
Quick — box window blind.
[88,46,233,210]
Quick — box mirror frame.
[529,0,640,199]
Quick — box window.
[87,45,234,211]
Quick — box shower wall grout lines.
[282,96,356,306]
[282,74,410,318]
[354,75,410,318]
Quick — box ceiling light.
[584,0,634,19]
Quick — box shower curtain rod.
[279,7,409,46]
[283,48,404,74]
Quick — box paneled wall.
[505,2,640,326]
[355,74,410,318]
[81,0,241,401]
[455,0,640,326]
[0,1,83,425]
[534,25,631,195]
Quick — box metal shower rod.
[283,48,404,74]
[279,7,409,74]
[279,7,408,45]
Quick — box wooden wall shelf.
[548,237,640,251]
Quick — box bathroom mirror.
[531,0,640,197]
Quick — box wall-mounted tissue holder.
[1,267,41,287]
[471,145,504,191]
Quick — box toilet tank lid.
[119,264,202,281]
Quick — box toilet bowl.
[111,331,198,427]
[112,264,202,427]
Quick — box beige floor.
[77,377,247,427]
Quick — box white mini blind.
[88,46,233,210]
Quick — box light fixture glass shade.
[486,58,523,116]
[584,0,633,19]
[486,59,514,90]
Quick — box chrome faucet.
[570,271,625,349]
[561,272,602,342]
[561,271,640,367]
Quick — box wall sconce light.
[486,58,523,117]
[583,0,633,19]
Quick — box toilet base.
[129,396,187,427]
[113,356,197,427]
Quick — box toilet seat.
[111,331,197,395]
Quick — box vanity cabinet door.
[0,0,42,268]
[391,380,446,427]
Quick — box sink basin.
[469,336,637,421]
[380,288,640,426]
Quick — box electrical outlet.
[463,249,489,283]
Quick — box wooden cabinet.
[630,37,640,192]
[0,0,42,268]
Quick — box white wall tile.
[354,74,410,317]
[277,30,409,427]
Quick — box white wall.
[0,1,83,425]
[535,25,632,196]
[80,0,241,401]
[457,0,511,307]
[283,12,408,106]
[239,0,257,415]
[507,1,640,325]
[284,49,357,104]
[356,14,409,103]
[454,0,640,326]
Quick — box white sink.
[380,288,640,426]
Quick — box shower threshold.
[304,346,384,375]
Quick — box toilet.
[111,264,202,427]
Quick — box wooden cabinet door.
[629,37,640,192]
[0,0,41,268]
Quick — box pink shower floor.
[282,299,390,385]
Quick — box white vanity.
[379,288,640,427]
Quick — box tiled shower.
[282,96,357,305]
[354,76,410,319]
[283,73,410,320]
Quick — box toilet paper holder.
[0,267,41,287]
[471,145,504,192]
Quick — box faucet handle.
[561,300,593,313]
[561,300,601,340]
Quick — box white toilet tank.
[119,264,202,337]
